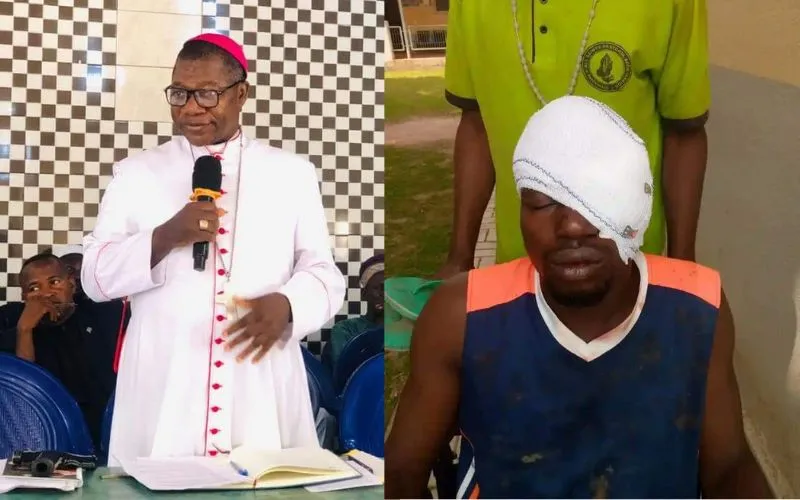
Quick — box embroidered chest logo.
[581,41,633,92]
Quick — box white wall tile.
[117,11,201,67]
[118,0,203,15]
[115,66,173,123]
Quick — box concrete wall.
[701,0,800,495]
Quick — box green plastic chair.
[384,277,442,351]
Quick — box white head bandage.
[512,96,653,263]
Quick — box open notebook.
[117,446,361,491]
[305,450,384,492]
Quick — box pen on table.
[100,461,129,479]
[210,444,248,477]
[99,472,129,480]
[345,454,374,474]
[229,460,248,477]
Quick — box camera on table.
[10,450,97,478]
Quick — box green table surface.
[5,468,385,499]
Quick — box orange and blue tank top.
[456,254,720,499]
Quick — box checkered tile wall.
[0,0,385,355]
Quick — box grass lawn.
[385,145,453,278]
[385,67,457,123]
[384,144,453,428]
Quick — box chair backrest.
[334,326,384,394]
[0,353,94,459]
[306,366,321,416]
[99,391,115,465]
[339,353,384,458]
[320,340,335,376]
[301,347,337,414]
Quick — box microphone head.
[192,155,223,191]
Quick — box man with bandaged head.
[385,96,772,499]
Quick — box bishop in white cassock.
[81,34,346,466]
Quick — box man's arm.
[385,274,467,499]
[654,0,711,262]
[663,126,708,261]
[437,0,495,278]
[278,160,346,341]
[439,111,495,276]
[82,165,169,302]
[699,291,773,498]
[15,328,34,362]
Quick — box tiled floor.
[474,193,497,268]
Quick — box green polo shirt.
[445,0,711,264]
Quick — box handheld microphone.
[192,155,223,272]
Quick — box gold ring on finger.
[198,219,209,231]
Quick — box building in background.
[386,0,448,59]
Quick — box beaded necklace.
[511,0,600,104]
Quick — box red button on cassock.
[210,428,220,435]
[214,338,223,345]
[217,269,225,276]
[218,228,227,235]
[216,315,225,322]
[209,450,218,457]
[214,361,224,368]
[220,189,227,195]
[211,406,220,412]
[220,248,228,254]
[212,383,222,390]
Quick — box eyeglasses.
[164,79,244,109]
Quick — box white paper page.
[0,462,14,494]
[304,458,381,493]
[0,479,79,493]
[229,446,351,476]
[117,455,246,491]
[0,459,82,492]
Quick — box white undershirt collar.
[534,252,648,362]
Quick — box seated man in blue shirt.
[0,252,129,450]
[324,253,384,372]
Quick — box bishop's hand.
[160,202,225,249]
[222,293,292,363]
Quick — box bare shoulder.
[410,273,469,368]
[423,273,468,317]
